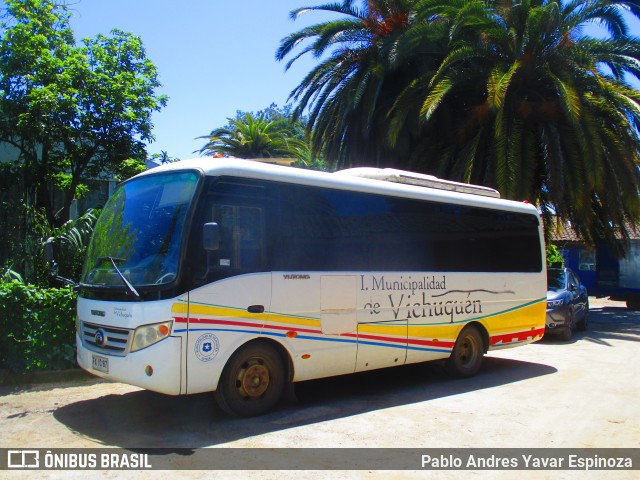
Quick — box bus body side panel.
[355,274,408,371]
[76,297,185,395]
[267,273,359,382]
[183,273,272,394]
[356,272,546,366]
[480,273,547,350]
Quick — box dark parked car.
[546,267,589,340]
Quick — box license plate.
[92,354,109,373]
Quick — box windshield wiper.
[101,256,140,298]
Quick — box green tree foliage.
[546,244,565,267]
[0,0,167,226]
[0,187,52,284]
[251,104,330,169]
[395,0,640,248]
[150,150,180,165]
[47,208,98,283]
[277,0,428,167]
[250,103,308,141]
[197,109,314,164]
[279,0,640,247]
[0,278,76,373]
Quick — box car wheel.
[214,342,286,417]
[577,307,588,332]
[445,325,484,378]
[561,310,574,341]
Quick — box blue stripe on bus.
[182,327,453,353]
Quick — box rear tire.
[214,342,286,417]
[445,326,484,378]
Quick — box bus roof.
[140,157,538,216]
[335,167,500,198]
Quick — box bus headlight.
[130,320,173,352]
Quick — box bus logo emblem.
[95,329,106,346]
[195,333,220,362]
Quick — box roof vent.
[335,167,500,198]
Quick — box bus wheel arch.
[468,321,490,354]
[445,323,486,379]
[214,338,291,417]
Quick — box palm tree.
[196,113,311,162]
[390,0,640,245]
[280,0,640,246]
[277,0,440,168]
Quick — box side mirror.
[203,222,220,251]
[45,238,54,264]
[44,238,59,277]
[42,238,77,288]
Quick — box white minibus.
[76,158,546,416]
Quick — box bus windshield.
[81,171,199,289]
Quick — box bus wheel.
[214,342,285,417]
[445,326,484,378]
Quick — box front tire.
[214,342,286,417]
[560,310,574,341]
[577,307,588,332]
[445,326,484,378]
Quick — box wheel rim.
[235,358,270,400]
[457,333,480,367]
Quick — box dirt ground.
[1,297,639,480]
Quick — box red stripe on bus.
[490,328,544,345]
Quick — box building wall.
[559,240,640,298]
[559,245,598,295]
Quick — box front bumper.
[77,332,183,395]
[545,307,569,332]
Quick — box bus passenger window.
[213,204,265,271]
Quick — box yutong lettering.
[283,274,311,280]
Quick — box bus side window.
[218,205,264,269]
[207,204,266,272]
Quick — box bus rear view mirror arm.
[43,237,78,289]
[203,222,220,251]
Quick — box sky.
[68,0,334,161]
[13,0,640,162]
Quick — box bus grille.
[81,322,131,356]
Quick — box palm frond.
[487,61,520,110]
[420,76,453,120]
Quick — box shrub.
[546,244,565,267]
[0,278,76,374]
[48,208,98,282]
